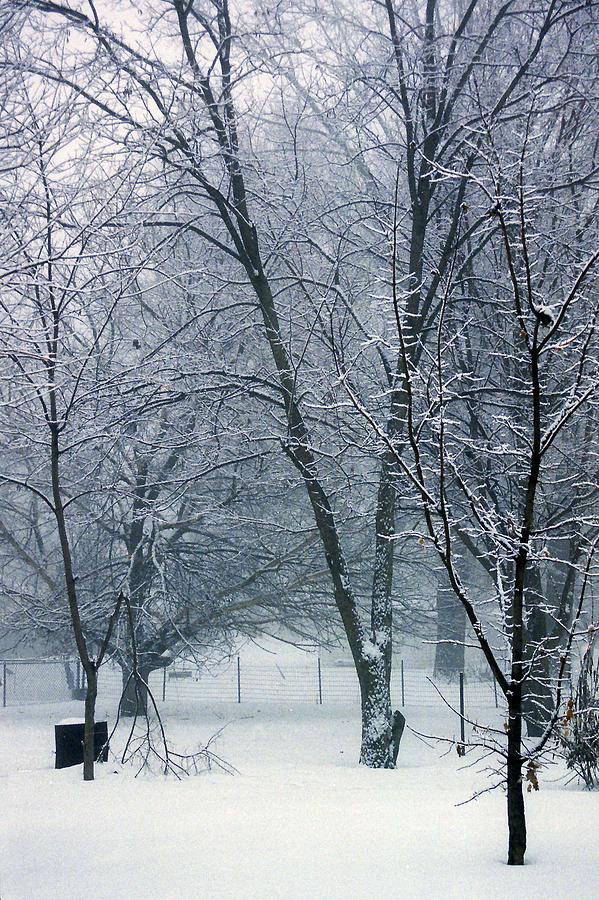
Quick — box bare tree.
[0,82,148,777]
[339,82,598,861]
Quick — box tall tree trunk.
[363,457,396,765]
[357,656,395,767]
[250,273,398,766]
[51,406,99,779]
[506,694,526,865]
[506,554,529,866]
[507,573,529,866]
[504,343,541,864]
[83,666,98,782]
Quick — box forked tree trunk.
[83,666,98,782]
[249,270,399,768]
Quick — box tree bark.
[83,666,98,782]
[506,695,526,865]
[522,596,553,738]
[51,403,99,779]
[120,665,152,718]
[357,655,395,767]
[250,273,397,765]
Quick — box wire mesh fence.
[1,656,501,714]
[1,659,83,706]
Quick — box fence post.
[2,662,6,707]
[401,659,405,707]
[459,672,466,745]
[317,657,323,705]
[162,667,167,702]
[493,675,498,709]
[237,656,241,703]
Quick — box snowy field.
[1,700,597,900]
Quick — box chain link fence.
[1,656,501,713]
[1,658,84,706]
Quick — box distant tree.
[0,86,144,777]
[433,570,466,681]
[560,631,599,789]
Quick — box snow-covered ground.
[0,700,596,899]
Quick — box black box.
[55,720,109,769]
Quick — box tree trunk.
[522,569,554,737]
[522,609,553,738]
[434,581,466,681]
[506,695,527,865]
[358,656,395,767]
[63,659,75,692]
[504,345,539,865]
[120,665,151,718]
[83,666,98,782]
[362,457,397,766]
